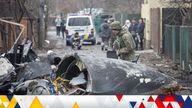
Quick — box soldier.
[111,21,136,61]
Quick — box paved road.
[45,29,158,62]
[45,30,106,58]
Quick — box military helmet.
[111,21,121,30]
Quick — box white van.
[66,14,96,45]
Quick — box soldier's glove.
[113,40,119,50]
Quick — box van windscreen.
[68,17,91,26]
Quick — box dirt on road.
[35,29,192,95]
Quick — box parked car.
[66,14,96,45]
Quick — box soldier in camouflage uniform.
[111,21,136,61]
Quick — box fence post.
[172,26,176,63]
[186,27,189,64]
[180,27,183,67]
[180,26,190,69]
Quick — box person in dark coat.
[129,19,138,50]
[99,19,112,51]
[136,18,145,50]
[60,19,66,39]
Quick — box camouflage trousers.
[119,51,135,61]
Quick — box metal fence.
[164,24,192,68]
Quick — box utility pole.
[39,0,46,48]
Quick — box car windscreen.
[68,17,91,26]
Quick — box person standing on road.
[123,20,131,31]
[111,21,136,61]
[99,19,111,51]
[136,18,145,50]
[129,19,138,50]
[55,16,62,37]
[108,18,116,49]
[60,18,66,39]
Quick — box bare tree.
[101,0,143,14]
[48,0,143,15]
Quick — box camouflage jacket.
[116,28,136,55]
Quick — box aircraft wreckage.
[0,52,179,95]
